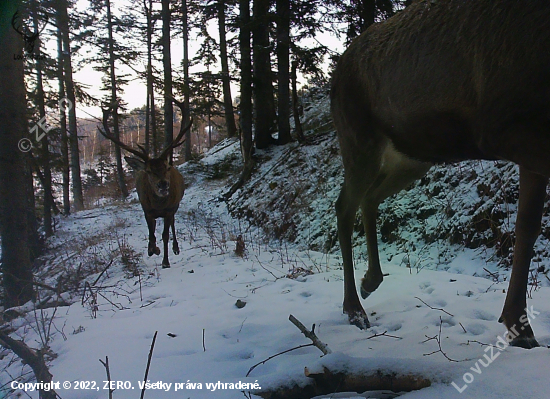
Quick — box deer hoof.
[154,247,160,255]
[173,246,180,255]
[510,336,539,349]
[347,311,370,330]
[162,262,170,269]
[360,274,383,299]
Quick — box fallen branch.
[246,315,331,377]
[246,344,314,377]
[0,332,57,399]
[288,315,331,355]
[422,316,468,362]
[255,366,431,399]
[363,330,402,340]
[140,331,158,399]
[414,297,454,317]
[99,356,113,399]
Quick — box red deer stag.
[99,99,192,268]
[331,0,550,349]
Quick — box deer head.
[11,10,48,54]
[98,99,192,198]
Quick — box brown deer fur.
[331,0,550,348]
[99,100,191,268]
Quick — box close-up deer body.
[331,0,550,348]
[99,100,192,268]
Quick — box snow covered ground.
[4,136,550,399]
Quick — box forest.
[1,1,550,398]
[0,0,411,318]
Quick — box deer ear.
[125,156,145,171]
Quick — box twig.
[483,267,499,281]
[93,259,115,286]
[459,322,467,334]
[414,296,454,317]
[254,255,284,281]
[202,329,206,352]
[363,330,402,340]
[422,316,467,362]
[140,331,158,399]
[288,315,331,355]
[99,356,113,399]
[246,344,314,377]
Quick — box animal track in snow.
[470,309,497,321]
[419,281,434,294]
[465,323,488,336]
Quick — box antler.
[11,11,24,36]
[98,105,149,161]
[159,97,193,160]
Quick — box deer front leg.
[145,213,160,256]
[161,215,173,268]
[499,167,547,348]
[171,217,179,255]
[360,200,383,299]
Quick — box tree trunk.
[144,0,153,156]
[240,0,253,161]
[252,0,276,149]
[58,0,84,211]
[161,0,173,160]
[0,0,36,307]
[360,0,376,33]
[276,0,291,144]
[57,23,70,215]
[106,0,128,198]
[32,2,53,237]
[291,60,304,142]
[182,0,192,160]
[218,0,237,138]
[223,0,255,200]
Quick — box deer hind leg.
[171,218,180,255]
[337,182,371,329]
[161,215,173,268]
[359,143,431,299]
[499,167,546,348]
[145,214,160,256]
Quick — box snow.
[4,110,550,399]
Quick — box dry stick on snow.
[363,330,402,340]
[140,331,158,399]
[483,267,500,281]
[246,315,332,378]
[202,328,206,352]
[414,297,454,317]
[246,343,315,377]
[288,315,331,355]
[92,259,115,286]
[99,356,113,399]
[422,316,468,362]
